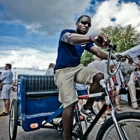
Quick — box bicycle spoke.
[103,120,140,140]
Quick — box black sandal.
[0,112,9,116]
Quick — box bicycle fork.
[100,79,127,140]
[111,109,130,140]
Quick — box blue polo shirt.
[54,29,94,71]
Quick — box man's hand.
[123,54,133,65]
[90,33,110,48]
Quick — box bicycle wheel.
[96,112,140,140]
[9,99,18,140]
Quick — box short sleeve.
[0,71,8,81]
[85,42,94,51]
[59,29,75,40]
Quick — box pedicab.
[9,75,64,140]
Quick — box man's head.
[76,15,91,35]
[5,63,12,70]
[48,63,55,69]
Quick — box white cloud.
[0,0,92,35]
[0,0,140,70]
[0,0,92,69]
[0,49,57,70]
[89,0,140,34]
[0,0,140,35]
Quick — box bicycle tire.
[96,112,140,140]
[9,99,18,140]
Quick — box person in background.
[119,80,130,103]
[134,63,140,87]
[127,68,139,109]
[134,64,140,105]
[110,65,125,111]
[45,63,55,76]
[0,64,13,116]
[0,72,2,94]
[137,55,140,66]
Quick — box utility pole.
[14,68,17,85]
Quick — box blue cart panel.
[17,75,61,131]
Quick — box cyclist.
[54,15,132,140]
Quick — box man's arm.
[89,46,108,59]
[133,74,138,82]
[0,72,8,82]
[61,32,90,45]
[89,46,133,65]
[61,32,110,48]
[62,32,133,64]
[123,54,133,65]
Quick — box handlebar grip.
[94,36,117,51]
[108,44,117,51]
[94,36,104,44]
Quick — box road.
[0,92,140,140]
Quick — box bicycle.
[71,44,140,140]
[9,44,140,140]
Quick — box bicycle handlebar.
[106,44,123,77]
[94,36,125,78]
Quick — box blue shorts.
[95,96,104,102]
[1,84,11,99]
[77,89,88,96]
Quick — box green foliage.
[81,24,140,65]
[81,50,93,66]
[101,24,140,52]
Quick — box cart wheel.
[9,99,18,140]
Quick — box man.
[54,15,132,140]
[0,64,13,116]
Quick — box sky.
[0,0,140,70]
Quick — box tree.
[81,50,93,66]
[81,24,140,65]
[101,24,140,52]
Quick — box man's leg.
[85,73,104,109]
[4,99,10,113]
[62,102,76,140]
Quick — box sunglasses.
[79,20,91,27]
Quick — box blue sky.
[0,0,140,70]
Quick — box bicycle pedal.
[86,117,93,123]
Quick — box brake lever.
[107,44,117,51]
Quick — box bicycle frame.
[74,45,127,140]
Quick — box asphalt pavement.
[0,92,140,140]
